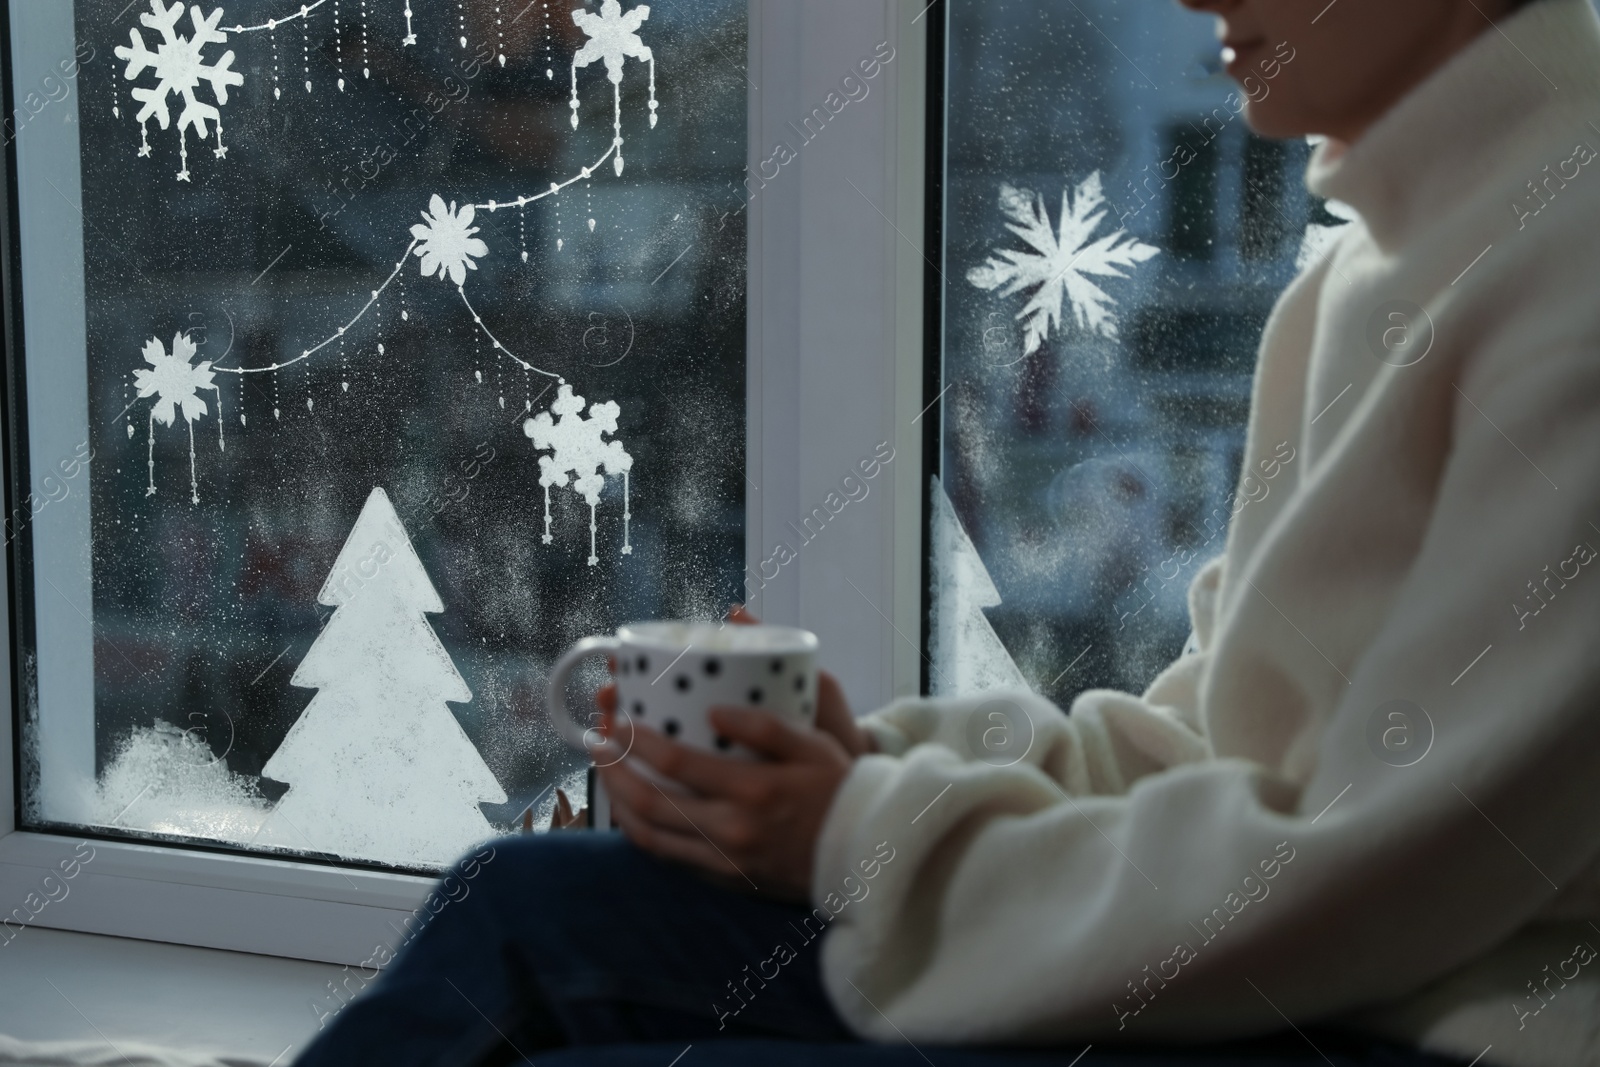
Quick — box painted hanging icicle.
[524,385,633,566]
[132,332,224,503]
[570,0,658,176]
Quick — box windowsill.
[0,830,436,966]
[0,926,343,1061]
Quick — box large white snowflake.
[967,173,1159,357]
[572,1,652,87]
[524,384,633,565]
[115,1,243,181]
[570,0,658,176]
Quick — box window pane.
[8,0,747,870]
[928,1,1333,702]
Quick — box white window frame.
[0,0,930,965]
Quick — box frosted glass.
[8,0,747,871]
[930,0,1335,702]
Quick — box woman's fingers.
[598,748,742,836]
[620,707,833,797]
[602,757,763,886]
[812,671,872,756]
[709,705,831,763]
[622,718,782,802]
[602,700,852,899]
[611,802,746,880]
[817,671,849,719]
[597,682,617,716]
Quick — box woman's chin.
[1235,99,1314,142]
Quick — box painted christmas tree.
[258,488,506,868]
[929,476,1031,696]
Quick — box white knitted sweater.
[813,3,1600,1065]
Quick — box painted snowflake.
[133,331,224,503]
[570,0,658,175]
[136,331,215,427]
[572,1,653,89]
[524,384,633,564]
[411,195,489,287]
[115,1,243,180]
[967,173,1159,356]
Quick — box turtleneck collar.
[1305,0,1600,251]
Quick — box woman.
[299,0,1600,1064]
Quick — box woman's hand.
[593,705,854,900]
[812,670,875,757]
[584,604,870,897]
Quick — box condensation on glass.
[6,0,747,870]
[928,1,1341,703]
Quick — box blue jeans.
[296,834,1465,1066]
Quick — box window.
[2,0,1342,961]
[0,0,928,963]
[925,1,1338,702]
[5,0,747,874]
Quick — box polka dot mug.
[545,621,820,761]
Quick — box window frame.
[0,0,930,965]
[917,0,946,698]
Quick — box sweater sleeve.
[857,555,1228,781]
[810,348,1600,1045]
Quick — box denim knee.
[432,831,646,916]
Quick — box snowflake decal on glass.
[523,384,633,565]
[133,331,225,503]
[570,0,658,176]
[115,0,243,181]
[411,195,489,287]
[967,173,1159,357]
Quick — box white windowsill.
[0,831,435,964]
[0,925,343,1062]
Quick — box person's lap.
[297,832,1463,1067]
[533,1038,1461,1067]
[299,831,851,1065]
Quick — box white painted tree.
[258,487,505,867]
[929,476,1031,697]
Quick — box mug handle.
[546,636,621,755]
